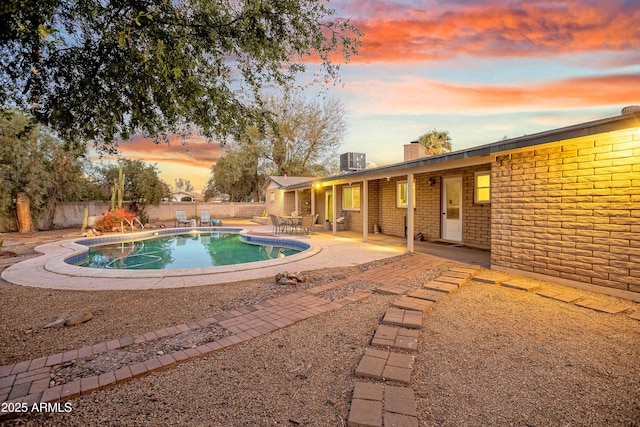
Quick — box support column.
[332,184,337,236]
[294,190,299,215]
[363,180,368,243]
[407,173,415,253]
[310,185,316,217]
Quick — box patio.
[0,219,489,291]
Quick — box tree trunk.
[41,205,56,230]
[16,192,34,233]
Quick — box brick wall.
[491,130,640,293]
[347,165,491,248]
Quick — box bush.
[94,208,137,232]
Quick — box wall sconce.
[428,177,436,187]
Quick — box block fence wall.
[44,201,266,229]
[491,130,640,294]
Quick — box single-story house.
[281,108,640,300]
[169,191,201,202]
[263,176,317,217]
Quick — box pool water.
[76,233,302,270]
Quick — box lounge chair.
[336,211,347,230]
[175,210,195,227]
[200,210,211,226]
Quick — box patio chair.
[311,213,319,234]
[270,214,287,234]
[336,211,348,230]
[297,215,314,235]
[175,210,194,227]
[200,210,212,226]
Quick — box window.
[342,185,360,210]
[475,171,491,203]
[396,181,416,208]
[269,191,276,202]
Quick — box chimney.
[404,140,426,162]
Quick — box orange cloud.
[342,1,640,63]
[342,72,640,115]
[112,134,224,170]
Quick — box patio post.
[363,179,368,243]
[332,184,337,235]
[407,173,415,252]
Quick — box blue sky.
[112,0,640,190]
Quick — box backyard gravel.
[1,230,639,426]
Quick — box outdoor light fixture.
[428,177,436,187]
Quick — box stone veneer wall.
[491,130,640,294]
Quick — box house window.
[475,171,491,203]
[269,191,276,202]
[342,185,360,210]
[396,181,416,208]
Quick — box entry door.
[442,177,462,242]
[325,192,333,222]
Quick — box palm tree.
[417,129,452,156]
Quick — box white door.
[325,192,333,222]
[442,177,462,242]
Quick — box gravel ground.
[1,230,639,426]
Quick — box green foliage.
[1,0,361,151]
[207,143,264,202]
[0,110,88,230]
[417,130,453,156]
[97,159,166,224]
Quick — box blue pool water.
[74,232,302,270]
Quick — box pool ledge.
[1,228,323,290]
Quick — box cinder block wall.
[47,201,266,228]
[491,130,640,293]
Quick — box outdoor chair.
[336,211,348,230]
[175,210,194,227]
[200,210,212,226]
[270,214,287,234]
[297,215,314,235]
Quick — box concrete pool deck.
[0,222,407,290]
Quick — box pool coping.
[1,225,407,290]
[49,227,317,279]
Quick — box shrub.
[94,208,137,232]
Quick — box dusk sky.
[107,0,640,191]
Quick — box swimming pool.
[74,232,302,270]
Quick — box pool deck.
[1,221,411,290]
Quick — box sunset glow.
[113,0,640,191]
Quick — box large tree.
[1,0,360,151]
[203,91,346,200]
[0,111,89,231]
[205,143,263,202]
[257,92,346,176]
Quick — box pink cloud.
[338,1,640,63]
[342,73,640,115]
[112,134,224,170]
